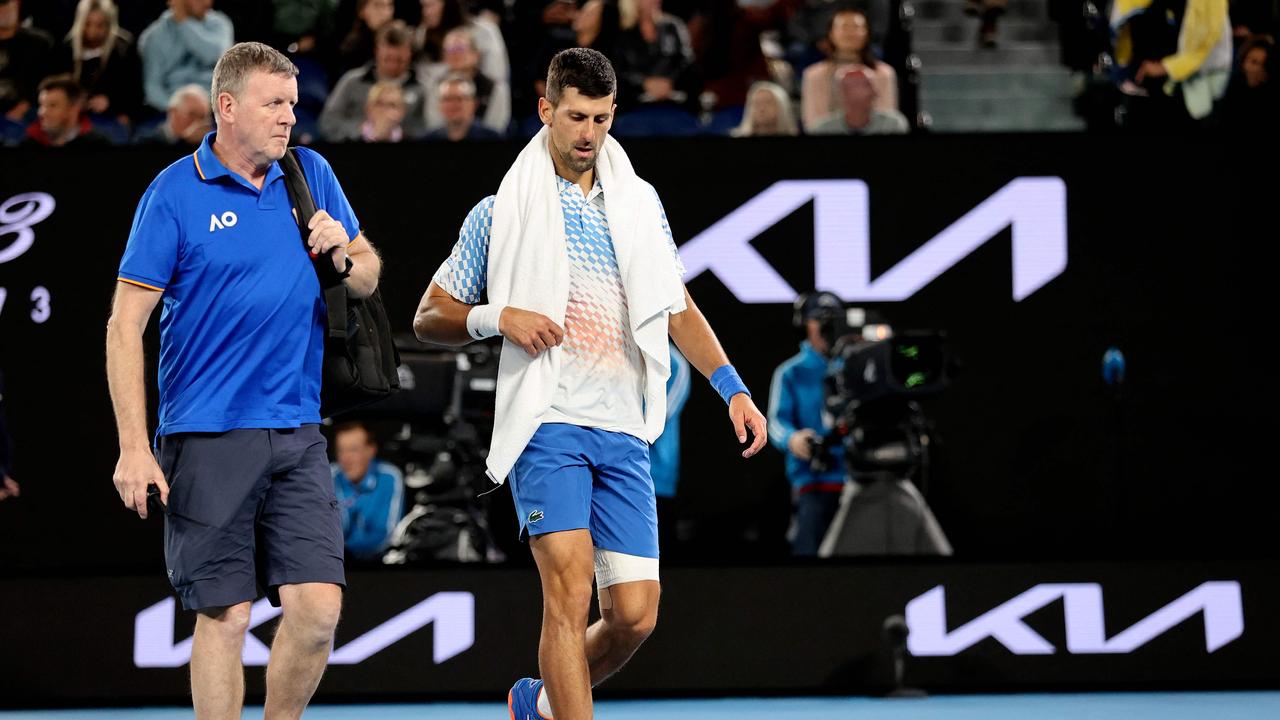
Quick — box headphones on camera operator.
[792,290,854,350]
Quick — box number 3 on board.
[31,286,50,324]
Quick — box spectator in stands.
[133,83,210,145]
[330,421,404,562]
[424,26,509,132]
[138,0,234,113]
[514,0,588,113]
[22,74,111,146]
[966,0,1007,48]
[607,0,698,109]
[1240,37,1272,82]
[731,80,800,136]
[425,73,500,140]
[573,0,616,50]
[800,6,896,132]
[809,67,908,134]
[321,20,427,141]
[1112,0,1232,126]
[338,0,394,74]
[0,369,17,503]
[414,0,508,82]
[0,0,54,122]
[359,79,408,141]
[1218,36,1277,130]
[688,0,800,110]
[514,0,629,124]
[52,0,142,125]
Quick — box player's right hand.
[500,307,565,358]
[113,448,168,520]
[788,429,818,460]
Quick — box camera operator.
[331,421,405,562]
[768,291,850,556]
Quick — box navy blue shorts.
[156,425,346,611]
[509,423,659,558]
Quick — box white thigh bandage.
[593,548,660,589]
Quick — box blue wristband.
[710,365,750,405]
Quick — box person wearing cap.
[768,291,850,556]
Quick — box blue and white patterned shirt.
[434,175,684,438]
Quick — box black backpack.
[279,149,400,418]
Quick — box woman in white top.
[800,7,897,132]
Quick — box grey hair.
[168,83,211,111]
[210,42,299,105]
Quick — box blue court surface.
[4,692,1279,719]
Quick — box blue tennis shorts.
[155,425,346,611]
[509,423,659,559]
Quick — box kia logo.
[679,178,1067,303]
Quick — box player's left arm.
[668,288,768,458]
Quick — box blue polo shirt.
[118,132,361,436]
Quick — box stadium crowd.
[0,0,1275,146]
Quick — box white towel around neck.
[483,126,686,484]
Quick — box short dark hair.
[334,421,375,445]
[38,74,85,104]
[376,19,412,48]
[1237,36,1273,68]
[546,48,616,104]
[825,5,878,68]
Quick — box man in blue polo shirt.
[105,42,381,719]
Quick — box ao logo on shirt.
[209,211,239,232]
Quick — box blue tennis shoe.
[508,677,547,719]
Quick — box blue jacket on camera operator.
[768,291,849,556]
[330,422,405,561]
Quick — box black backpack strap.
[279,149,347,340]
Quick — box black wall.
[2,561,1277,705]
[0,134,1276,573]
